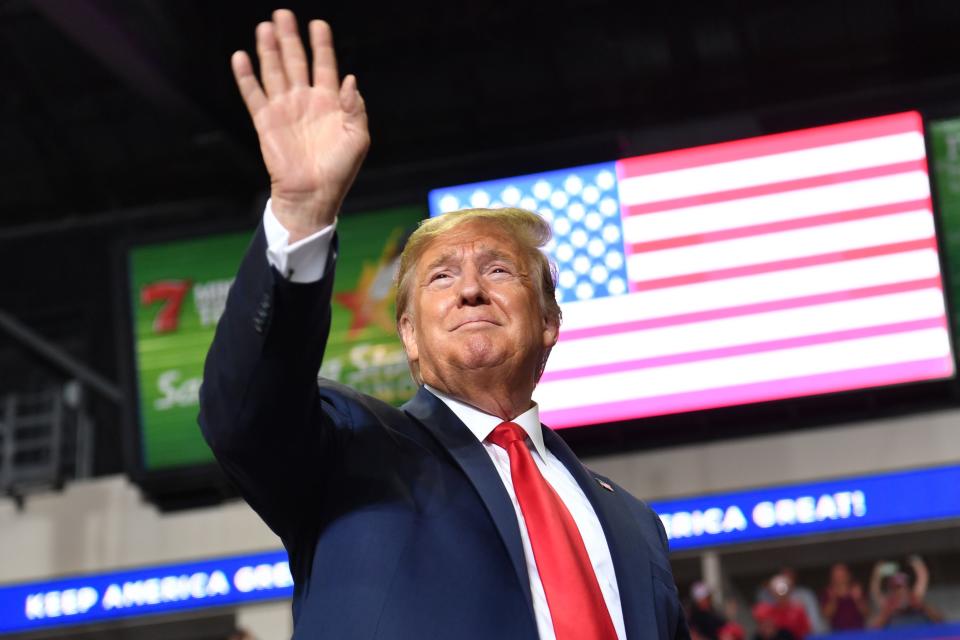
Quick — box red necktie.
[488,422,618,640]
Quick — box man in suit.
[200,9,689,639]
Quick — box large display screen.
[128,207,423,472]
[430,112,955,429]
[929,116,960,323]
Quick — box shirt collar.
[424,385,546,459]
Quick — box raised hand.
[232,9,370,241]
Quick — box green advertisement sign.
[929,118,960,322]
[130,207,424,471]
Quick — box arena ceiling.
[4,0,960,230]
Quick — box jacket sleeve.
[198,223,345,544]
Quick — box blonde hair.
[395,207,562,382]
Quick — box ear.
[398,313,419,364]
[542,312,559,350]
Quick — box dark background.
[4,0,960,483]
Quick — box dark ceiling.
[5,0,960,229]
[3,0,960,478]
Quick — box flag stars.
[570,229,588,248]
[567,202,586,222]
[533,180,552,200]
[470,190,491,208]
[550,190,569,209]
[576,282,595,300]
[501,186,521,205]
[582,185,600,204]
[584,211,602,231]
[596,170,616,190]
[607,277,627,295]
[600,197,618,216]
[439,194,460,213]
[428,162,628,303]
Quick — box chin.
[453,337,508,370]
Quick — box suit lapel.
[402,387,535,619]
[542,427,659,640]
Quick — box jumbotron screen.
[127,207,423,472]
[430,112,955,429]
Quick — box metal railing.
[0,382,93,503]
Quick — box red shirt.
[770,601,811,640]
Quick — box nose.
[457,267,489,306]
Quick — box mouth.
[453,319,499,330]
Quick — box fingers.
[309,19,340,95]
[273,9,309,88]
[256,21,287,97]
[231,50,267,117]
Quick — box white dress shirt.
[262,202,626,640]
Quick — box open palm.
[232,10,369,240]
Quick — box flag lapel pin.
[596,478,614,492]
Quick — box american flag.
[428,112,954,429]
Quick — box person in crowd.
[757,567,824,634]
[780,568,826,634]
[751,603,797,640]
[761,573,811,640]
[689,582,745,640]
[820,562,868,631]
[868,556,943,629]
[199,8,689,639]
[689,582,723,639]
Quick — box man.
[200,9,688,639]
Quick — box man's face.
[398,221,559,387]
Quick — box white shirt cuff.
[263,199,337,283]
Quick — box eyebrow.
[423,248,518,273]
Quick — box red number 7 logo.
[141,280,192,333]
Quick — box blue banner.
[649,464,960,551]
[3,464,960,633]
[812,622,960,640]
[0,549,291,634]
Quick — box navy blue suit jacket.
[200,226,690,639]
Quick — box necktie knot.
[487,421,526,449]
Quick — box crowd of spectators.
[688,556,944,640]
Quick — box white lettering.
[189,573,207,599]
[272,563,293,589]
[160,576,180,601]
[775,499,796,525]
[795,496,816,524]
[25,593,44,620]
[816,494,838,520]
[722,506,748,532]
[753,501,776,528]
[60,589,78,616]
[852,490,867,516]
[193,279,233,327]
[44,592,61,618]
[78,587,98,613]
[207,571,230,597]
[154,370,202,410]
[836,491,853,518]
[234,566,255,593]
[23,588,99,620]
[659,505,750,540]
[102,584,123,610]
[142,578,160,605]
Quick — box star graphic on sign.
[334,229,407,336]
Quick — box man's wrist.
[270,192,340,242]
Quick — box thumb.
[339,74,366,118]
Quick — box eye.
[429,272,450,282]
